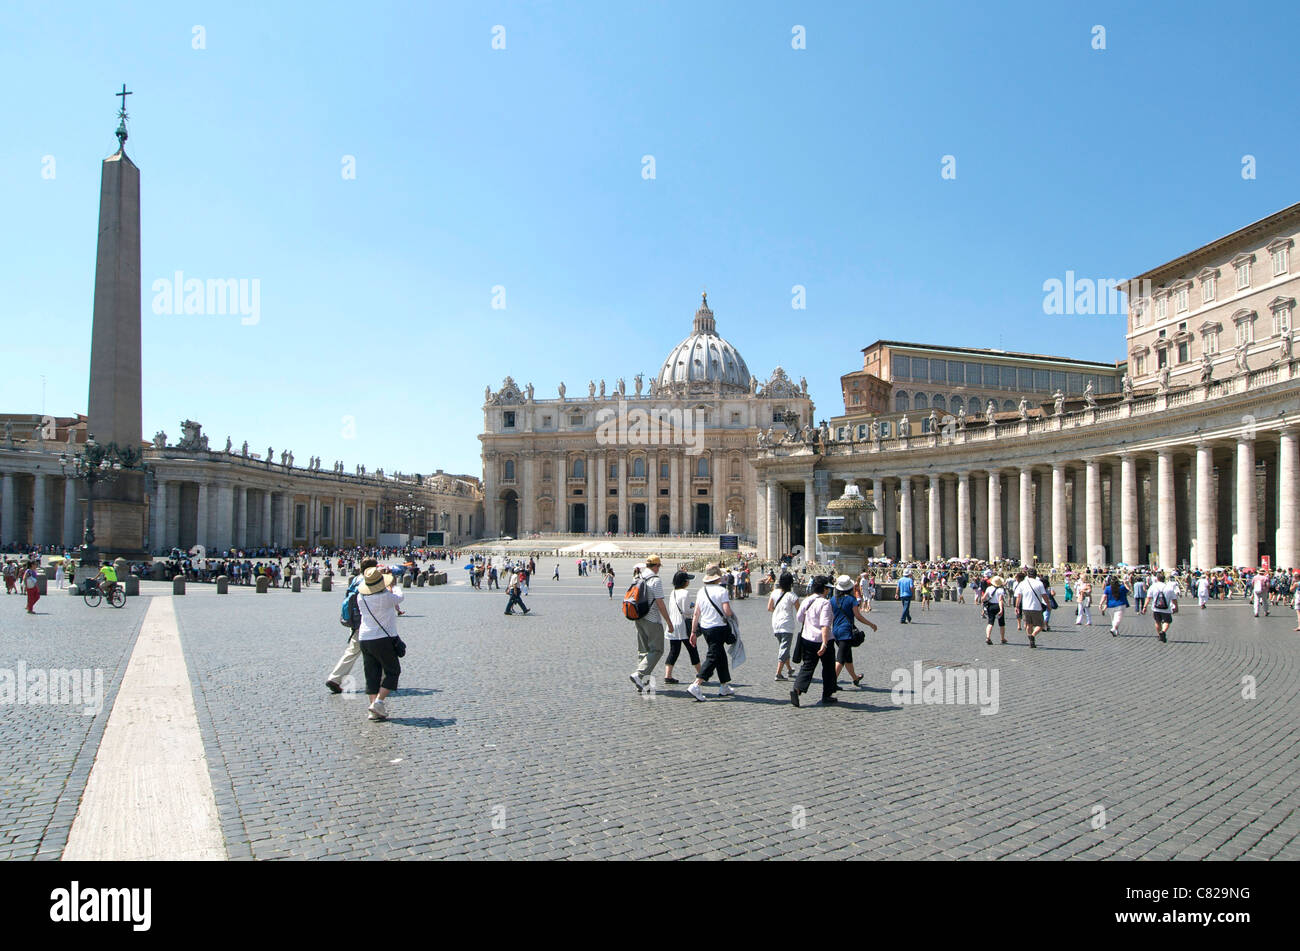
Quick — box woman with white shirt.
[663,570,700,684]
[687,564,736,702]
[980,575,1008,645]
[356,566,406,721]
[768,572,800,681]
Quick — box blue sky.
[3,0,1297,476]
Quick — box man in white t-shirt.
[1196,575,1210,609]
[629,555,673,693]
[1013,567,1049,648]
[1148,570,1178,642]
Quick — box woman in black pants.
[686,564,735,702]
[663,570,700,684]
[790,576,837,706]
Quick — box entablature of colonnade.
[754,366,1300,481]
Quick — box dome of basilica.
[657,294,751,393]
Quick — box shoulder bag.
[361,593,406,657]
[704,588,737,644]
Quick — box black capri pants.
[666,636,700,666]
[360,637,402,694]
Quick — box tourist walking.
[1148,569,1178,642]
[768,571,800,681]
[686,564,734,701]
[1075,576,1093,626]
[504,571,529,615]
[663,569,699,684]
[1197,574,1210,610]
[1013,567,1049,648]
[54,561,65,588]
[981,574,1008,644]
[356,566,405,721]
[605,569,615,598]
[898,567,915,623]
[1252,570,1270,617]
[629,555,670,692]
[23,561,40,614]
[1103,574,1130,636]
[829,575,878,686]
[326,557,378,693]
[790,576,836,707]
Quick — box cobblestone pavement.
[6,561,1300,859]
[168,561,1300,859]
[0,585,145,860]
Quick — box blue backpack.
[339,577,362,629]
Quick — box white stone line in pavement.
[62,596,226,861]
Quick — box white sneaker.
[719,684,736,697]
[629,673,646,693]
[368,699,388,720]
[687,683,707,702]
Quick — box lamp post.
[58,433,146,567]
[393,492,425,552]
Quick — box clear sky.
[3,0,1297,476]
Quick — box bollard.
[292,577,302,592]
[44,565,57,580]
[173,576,186,595]
[433,572,447,585]
[152,563,167,581]
[417,572,427,587]
[37,575,48,596]
[68,582,80,596]
[321,575,332,593]
[216,575,229,594]
[124,576,140,597]
[256,576,269,593]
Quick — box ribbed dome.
[657,294,751,392]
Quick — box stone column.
[32,474,49,548]
[262,491,273,547]
[1052,464,1067,566]
[64,476,81,548]
[668,452,679,534]
[1234,436,1257,568]
[1006,471,1020,562]
[716,460,728,538]
[585,450,597,533]
[1157,449,1177,571]
[766,479,779,559]
[1195,443,1216,572]
[899,476,914,562]
[928,474,942,561]
[1071,468,1086,563]
[956,472,971,559]
[942,476,958,558]
[1086,460,1103,568]
[648,449,658,533]
[152,479,167,554]
[974,473,988,559]
[1108,465,1121,564]
[803,475,816,559]
[0,473,15,546]
[235,486,248,549]
[1019,467,1034,565]
[1121,453,1138,565]
[883,480,898,560]
[196,482,211,550]
[913,479,927,559]
[483,453,497,538]
[987,472,1002,562]
[1037,471,1051,563]
[596,450,607,532]
[618,453,629,535]
[1278,430,1299,569]
[215,483,235,551]
[522,454,535,535]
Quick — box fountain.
[816,481,884,575]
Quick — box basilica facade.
[479,294,814,540]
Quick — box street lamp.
[393,492,425,551]
[58,433,146,567]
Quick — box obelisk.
[85,86,146,555]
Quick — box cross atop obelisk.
[114,83,132,150]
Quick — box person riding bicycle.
[95,562,119,599]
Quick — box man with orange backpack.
[627,555,673,692]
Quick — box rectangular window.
[1275,306,1291,336]
[1018,368,1033,390]
[457,513,462,535]
[965,363,981,386]
[542,415,552,428]
[365,508,375,538]
[1177,342,1189,363]
[570,415,583,426]
[1033,369,1049,391]
[660,488,669,496]
[1156,349,1167,369]
[503,411,516,429]
[911,357,928,380]
[321,505,332,537]
[1001,366,1017,389]
[1100,376,1116,394]
[609,462,617,479]
[948,362,965,385]
[295,504,307,538]
[1237,264,1250,290]
[892,355,910,380]
[1158,296,1169,319]
[1175,287,1189,312]
[1050,371,1066,393]
[1133,355,1145,377]
[730,412,741,424]
[1066,373,1083,394]
[1236,321,1252,346]
[660,461,669,478]
[345,507,355,538]
[772,411,784,423]
[1205,331,1218,354]
[1201,277,1215,304]
[984,365,1001,387]
[928,359,945,383]
[1273,247,1289,276]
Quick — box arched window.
[697,457,710,478]
[503,459,515,481]
[632,457,645,478]
[895,391,909,412]
[932,394,946,414]
[969,397,980,416]
[1003,400,1015,413]
[572,457,585,479]
[914,393,928,411]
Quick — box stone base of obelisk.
[85,471,150,561]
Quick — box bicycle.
[83,580,126,608]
